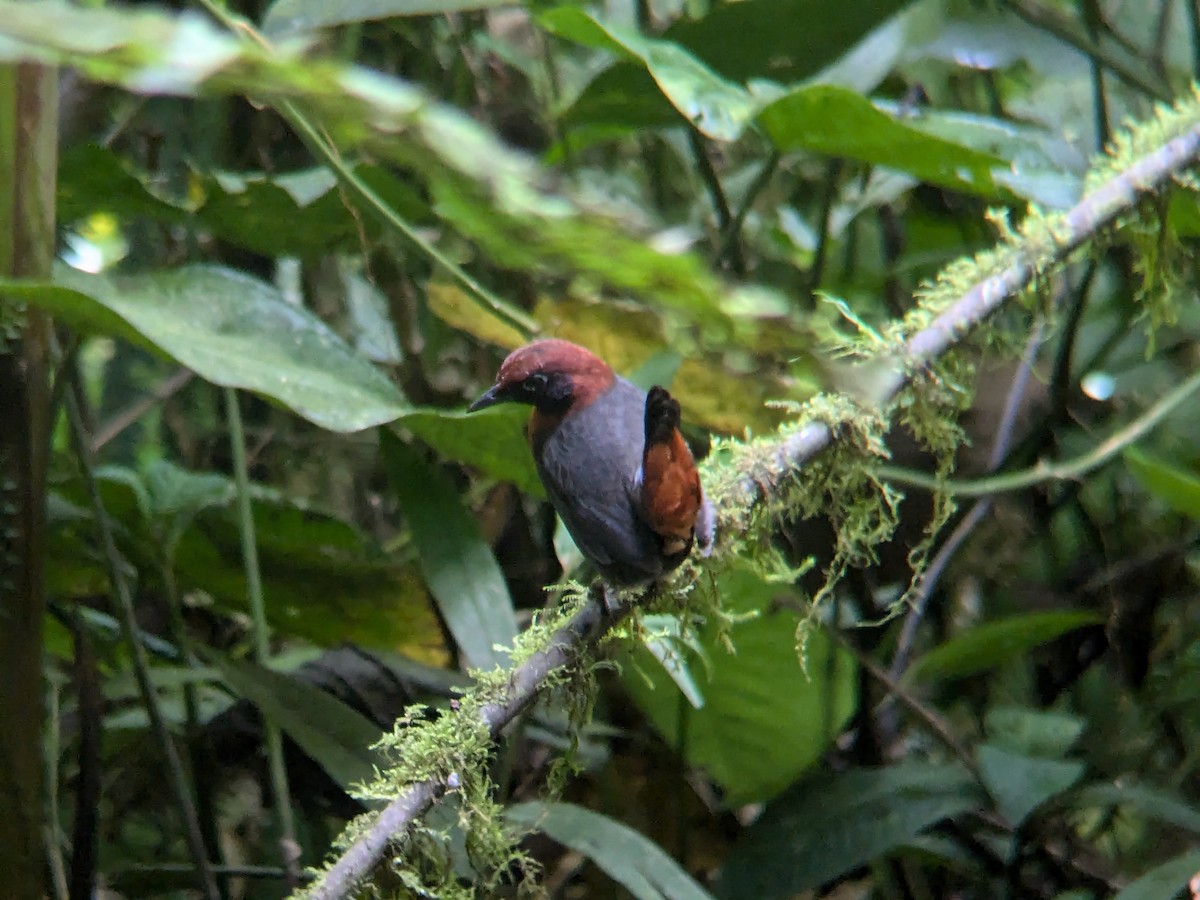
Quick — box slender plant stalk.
[64,382,220,900]
[300,114,1200,900]
[878,366,1200,497]
[223,388,300,882]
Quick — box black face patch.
[520,371,574,412]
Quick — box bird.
[468,338,714,587]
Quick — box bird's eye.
[524,372,549,392]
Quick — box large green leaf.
[51,471,449,659]
[506,802,716,900]
[0,1,732,321]
[621,566,857,805]
[758,84,1012,198]
[976,743,1084,827]
[664,0,909,84]
[398,406,543,498]
[1112,850,1200,900]
[1077,783,1200,833]
[381,431,518,670]
[542,9,756,142]
[58,144,429,258]
[907,610,1104,684]
[2,265,408,432]
[1126,448,1200,521]
[715,762,984,898]
[209,653,386,795]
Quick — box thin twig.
[224,388,300,885]
[90,368,194,453]
[302,120,1200,900]
[687,126,745,276]
[64,377,220,900]
[879,365,1200,497]
[806,158,843,307]
[716,150,781,268]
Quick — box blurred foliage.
[2,0,1200,897]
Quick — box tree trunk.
[0,61,57,898]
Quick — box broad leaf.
[1126,448,1200,521]
[715,762,984,898]
[209,653,386,795]
[907,610,1104,684]
[398,406,543,498]
[976,743,1084,827]
[2,265,408,432]
[758,84,1012,198]
[1112,850,1200,900]
[1077,783,1200,833]
[542,9,756,142]
[381,431,518,670]
[621,566,857,804]
[506,802,716,900]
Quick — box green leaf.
[380,431,518,670]
[398,406,544,498]
[1112,850,1200,900]
[209,653,386,796]
[758,84,1012,198]
[1077,783,1200,833]
[976,743,1084,827]
[505,802,716,900]
[666,0,908,84]
[1126,448,1200,520]
[879,105,1086,207]
[715,762,984,898]
[621,566,857,804]
[542,9,756,142]
[2,265,408,432]
[58,144,430,258]
[263,0,509,37]
[984,707,1084,758]
[0,1,735,322]
[907,610,1104,684]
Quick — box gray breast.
[536,377,663,585]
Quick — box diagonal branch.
[301,121,1200,900]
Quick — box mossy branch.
[302,102,1200,899]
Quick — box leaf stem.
[879,367,1200,497]
[223,387,300,883]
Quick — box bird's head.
[469,339,615,415]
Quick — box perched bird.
[469,339,714,586]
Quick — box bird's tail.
[639,387,704,556]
